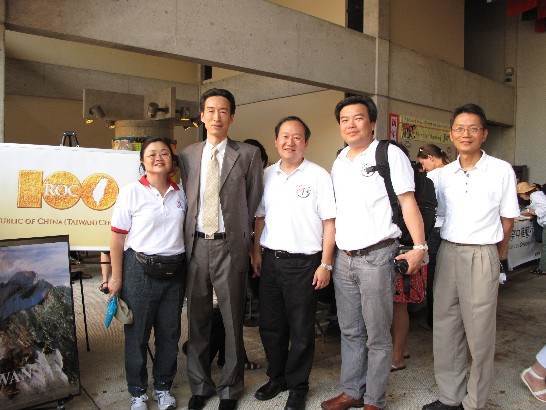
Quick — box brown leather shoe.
[364,405,382,410]
[321,392,364,410]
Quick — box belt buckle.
[204,233,214,240]
[274,250,282,258]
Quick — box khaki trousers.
[433,241,499,410]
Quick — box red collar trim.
[138,175,180,190]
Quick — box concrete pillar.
[365,0,390,138]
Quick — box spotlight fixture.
[190,116,202,127]
[180,117,201,130]
[86,105,105,124]
[147,102,169,118]
[106,120,116,129]
[176,107,191,120]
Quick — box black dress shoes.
[218,398,237,410]
[255,379,287,401]
[422,400,463,410]
[188,395,208,410]
[284,390,307,410]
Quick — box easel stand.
[70,257,90,352]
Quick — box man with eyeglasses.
[422,104,519,410]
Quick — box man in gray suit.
[179,88,264,410]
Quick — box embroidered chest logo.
[361,164,376,177]
[177,200,183,209]
[296,185,311,198]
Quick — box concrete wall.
[514,20,546,182]
[230,90,344,170]
[2,0,522,166]
[6,0,377,93]
[6,31,199,83]
[465,0,507,83]
[269,0,345,25]
[390,0,464,67]
[5,94,199,149]
[6,58,199,101]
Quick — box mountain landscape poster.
[0,235,80,409]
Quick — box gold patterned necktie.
[203,147,219,236]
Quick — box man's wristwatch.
[320,262,333,272]
[413,244,428,252]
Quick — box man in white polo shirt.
[252,116,336,410]
[422,104,519,410]
[321,96,426,410]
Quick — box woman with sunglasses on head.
[109,137,187,410]
[416,144,451,330]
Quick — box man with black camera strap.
[321,96,426,410]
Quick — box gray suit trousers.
[186,237,247,400]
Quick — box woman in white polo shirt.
[108,137,187,410]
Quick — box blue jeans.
[121,249,186,397]
[333,241,397,408]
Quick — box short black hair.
[334,95,377,124]
[243,139,269,168]
[274,116,311,141]
[450,103,487,129]
[200,88,236,115]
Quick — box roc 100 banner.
[0,143,140,250]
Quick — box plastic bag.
[105,295,117,329]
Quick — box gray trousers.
[333,241,397,409]
[433,241,499,410]
[186,237,247,400]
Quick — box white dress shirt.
[197,138,227,233]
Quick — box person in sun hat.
[517,181,546,274]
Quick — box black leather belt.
[342,238,396,257]
[196,231,226,240]
[263,247,315,259]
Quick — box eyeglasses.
[146,152,171,159]
[451,126,484,136]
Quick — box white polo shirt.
[530,191,546,227]
[256,159,336,254]
[437,151,520,244]
[426,167,444,228]
[197,138,227,233]
[332,140,415,251]
[111,176,186,256]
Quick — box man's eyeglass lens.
[452,126,482,135]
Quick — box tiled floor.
[61,256,546,409]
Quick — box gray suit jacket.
[179,138,264,271]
